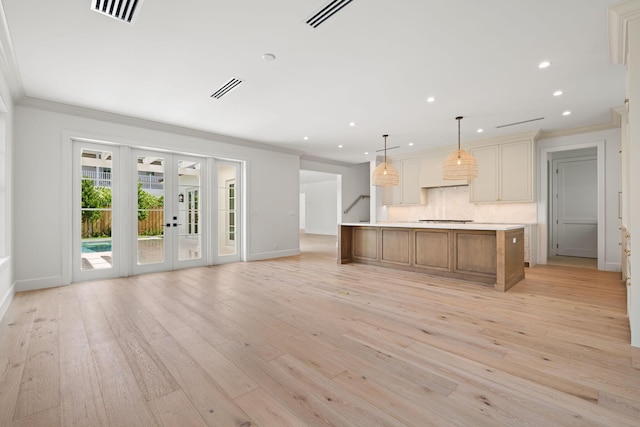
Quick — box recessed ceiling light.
[553,90,563,97]
[364,152,369,155]
[262,53,276,61]
[563,110,571,116]
[338,145,343,148]
[349,122,356,127]
[303,136,309,140]
[409,142,414,146]
[427,96,435,103]
[477,128,484,133]
[538,60,551,69]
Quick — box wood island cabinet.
[339,223,525,292]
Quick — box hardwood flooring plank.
[217,340,346,427]
[148,335,253,427]
[0,292,40,425]
[148,389,207,427]
[13,288,60,420]
[90,286,180,401]
[58,287,105,425]
[234,388,309,427]
[268,354,406,427]
[11,406,60,427]
[60,397,108,427]
[1,235,638,426]
[331,370,458,427]
[90,339,158,426]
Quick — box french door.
[73,142,243,282]
[132,150,208,275]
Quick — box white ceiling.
[1,0,626,164]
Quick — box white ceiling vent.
[496,117,544,128]
[211,78,244,99]
[92,0,144,24]
[306,0,354,28]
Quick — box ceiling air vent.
[211,78,244,100]
[92,0,144,24]
[306,0,354,28]
[496,117,544,128]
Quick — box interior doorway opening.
[299,170,341,238]
[540,143,605,270]
[548,147,598,269]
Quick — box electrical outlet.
[513,237,517,243]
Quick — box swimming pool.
[81,241,112,253]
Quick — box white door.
[73,142,121,282]
[552,156,597,258]
[214,161,241,263]
[132,150,208,275]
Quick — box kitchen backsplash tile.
[387,186,537,223]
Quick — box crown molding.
[300,154,356,168]
[537,121,619,140]
[0,1,25,102]
[609,0,640,65]
[17,96,306,157]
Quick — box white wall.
[0,73,14,320]
[13,102,301,291]
[300,179,338,235]
[299,159,371,224]
[537,128,621,271]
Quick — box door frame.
[72,140,124,282]
[538,141,605,270]
[211,159,243,264]
[550,154,598,257]
[63,135,243,285]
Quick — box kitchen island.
[338,222,525,292]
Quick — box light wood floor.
[1,234,639,426]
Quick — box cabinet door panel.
[470,146,498,202]
[500,141,531,201]
[401,158,421,204]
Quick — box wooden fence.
[82,209,165,238]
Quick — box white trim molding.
[0,2,25,101]
[538,140,607,271]
[609,0,640,64]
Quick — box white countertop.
[340,222,525,231]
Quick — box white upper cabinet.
[401,158,421,204]
[419,148,467,188]
[470,139,534,203]
[382,158,422,205]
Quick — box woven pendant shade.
[372,161,400,186]
[443,116,478,180]
[372,134,399,186]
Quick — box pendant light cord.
[383,134,389,167]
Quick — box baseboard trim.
[0,282,15,322]
[249,249,300,261]
[605,262,622,273]
[15,275,65,292]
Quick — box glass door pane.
[217,163,238,257]
[178,159,202,261]
[136,155,166,265]
[80,148,113,271]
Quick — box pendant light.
[443,116,478,180]
[372,134,399,186]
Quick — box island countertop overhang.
[340,222,525,231]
